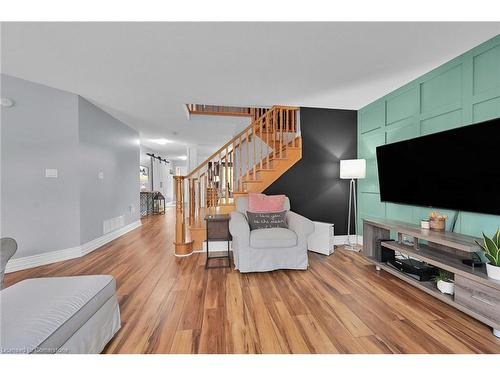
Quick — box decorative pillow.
[248,193,286,213]
[246,211,288,231]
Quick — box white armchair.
[229,196,314,273]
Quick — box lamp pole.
[340,159,365,252]
[346,178,358,250]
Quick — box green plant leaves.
[481,228,500,266]
[433,270,452,283]
[485,253,497,265]
[495,227,500,248]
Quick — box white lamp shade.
[340,159,366,179]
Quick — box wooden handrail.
[186,105,298,179]
[186,104,272,119]
[179,104,300,253]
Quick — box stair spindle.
[260,117,263,170]
[293,110,297,146]
[280,109,284,158]
[266,112,270,168]
[253,121,256,178]
[246,130,250,184]
[239,135,243,191]
[231,147,235,197]
[272,110,278,157]
[225,146,229,199]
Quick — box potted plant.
[476,227,500,281]
[433,270,454,295]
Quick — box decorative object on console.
[340,159,366,250]
[420,219,430,229]
[152,192,166,215]
[434,270,455,295]
[476,227,500,281]
[429,211,447,231]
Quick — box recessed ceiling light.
[151,138,172,145]
[177,155,187,160]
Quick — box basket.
[429,218,446,231]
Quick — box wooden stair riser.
[240,144,298,181]
[254,132,297,147]
[245,168,277,181]
[240,147,302,193]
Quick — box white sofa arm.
[229,211,250,247]
[287,211,314,245]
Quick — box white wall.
[78,97,140,244]
[1,74,81,258]
[1,74,141,259]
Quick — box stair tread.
[248,168,277,174]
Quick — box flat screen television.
[376,117,500,216]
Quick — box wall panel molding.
[357,35,500,236]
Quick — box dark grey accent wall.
[264,107,357,235]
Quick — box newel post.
[174,176,193,256]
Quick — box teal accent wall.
[358,34,500,238]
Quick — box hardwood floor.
[5,208,500,353]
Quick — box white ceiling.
[2,22,499,158]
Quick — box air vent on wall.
[103,215,125,235]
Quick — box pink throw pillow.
[248,193,286,213]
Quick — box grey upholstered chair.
[229,196,314,273]
[1,237,17,289]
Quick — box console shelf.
[362,217,500,338]
[380,241,500,291]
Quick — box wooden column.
[188,178,195,226]
[174,176,193,256]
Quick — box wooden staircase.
[174,105,301,255]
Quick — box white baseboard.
[198,236,364,252]
[5,220,142,273]
[332,235,363,246]
[357,235,363,245]
[202,241,233,252]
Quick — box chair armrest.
[287,211,314,243]
[229,211,250,247]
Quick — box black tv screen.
[376,117,500,216]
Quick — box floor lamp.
[340,159,366,251]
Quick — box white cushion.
[250,228,297,249]
[0,275,116,354]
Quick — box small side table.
[204,214,232,269]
